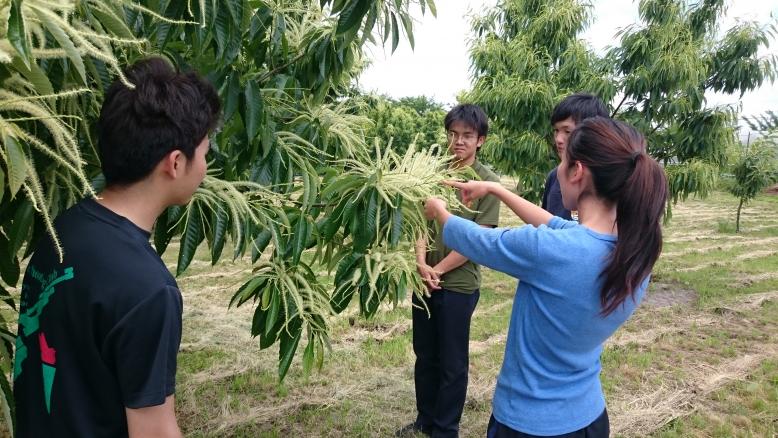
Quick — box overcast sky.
[357,0,778,129]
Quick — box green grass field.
[166,187,778,437]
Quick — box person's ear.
[476,136,486,149]
[160,150,185,179]
[571,160,585,183]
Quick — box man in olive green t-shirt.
[398,104,500,438]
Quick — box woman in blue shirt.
[423,117,668,438]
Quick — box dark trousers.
[487,409,609,438]
[412,288,480,438]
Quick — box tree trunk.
[736,197,744,232]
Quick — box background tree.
[466,0,777,207]
[725,136,778,232]
[467,0,616,202]
[358,93,446,154]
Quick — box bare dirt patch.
[643,281,698,308]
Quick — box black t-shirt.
[541,168,573,220]
[13,198,182,438]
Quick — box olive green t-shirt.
[426,160,501,293]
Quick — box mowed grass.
[167,187,778,437]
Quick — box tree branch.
[252,51,308,84]
[611,93,628,117]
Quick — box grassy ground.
[167,187,778,437]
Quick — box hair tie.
[630,151,641,167]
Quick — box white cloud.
[358,0,778,123]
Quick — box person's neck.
[576,195,617,235]
[96,181,168,232]
[451,155,476,169]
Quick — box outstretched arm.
[423,198,539,280]
[445,180,553,227]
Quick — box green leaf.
[389,197,403,247]
[300,171,313,211]
[320,174,360,199]
[251,298,268,337]
[11,56,54,95]
[382,7,391,44]
[290,216,311,265]
[34,7,87,83]
[91,4,134,38]
[359,283,380,317]
[2,135,28,197]
[400,13,414,50]
[427,0,437,16]
[354,189,377,252]
[320,210,343,242]
[210,205,229,265]
[8,0,32,68]
[230,275,268,308]
[330,281,356,313]
[264,289,280,337]
[391,13,400,53]
[244,80,263,140]
[213,6,230,59]
[302,333,314,376]
[336,0,371,35]
[223,73,240,121]
[360,5,379,44]
[334,251,362,285]
[153,207,177,256]
[251,228,273,263]
[225,0,243,27]
[278,317,302,380]
[9,200,34,256]
[0,232,20,287]
[176,205,204,276]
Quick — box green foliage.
[466,0,777,205]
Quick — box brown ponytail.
[566,117,668,316]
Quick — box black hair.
[566,117,668,316]
[444,104,489,138]
[550,93,609,125]
[98,57,221,186]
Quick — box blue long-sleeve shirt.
[442,215,647,435]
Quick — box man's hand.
[417,263,442,292]
[424,197,448,221]
[443,180,498,205]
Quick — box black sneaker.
[395,422,432,437]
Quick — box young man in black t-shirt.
[13,57,220,437]
[542,94,609,219]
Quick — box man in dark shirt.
[541,94,609,219]
[13,57,220,437]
